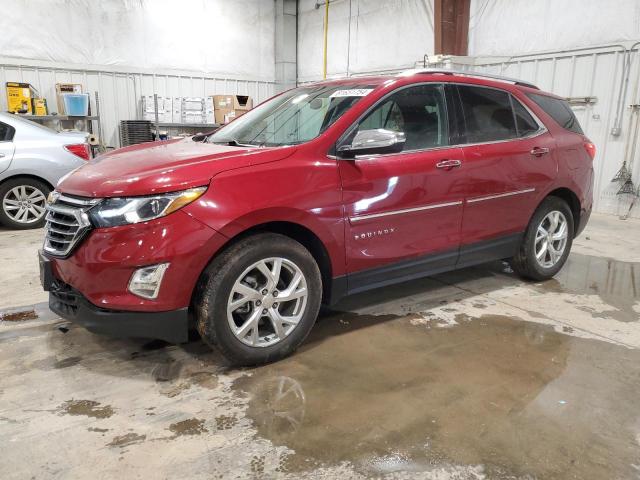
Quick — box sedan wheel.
[0,178,50,229]
[2,185,47,225]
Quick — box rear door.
[0,121,16,174]
[453,85,557,266]
[338,83,466,293]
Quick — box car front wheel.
[0,178,50,229]
[510,196,574,281]
[195,233,322,366]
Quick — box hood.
[58,138,295,197]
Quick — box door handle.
[436,159,462,170]
[530,147,550,157]
[0,153,5,158]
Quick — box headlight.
[89,186,206,228]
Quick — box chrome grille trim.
[57,194,101,207]
[43,194,100,257]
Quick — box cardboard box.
[6,82,39,114]
[213,95,253,124]
[205,96,215,124]
[55,83,83,115]
[183,111,205,124]
[182,97,205,112]
[141,96,172,122]
[172,97,184,123]
[33,98,48,116]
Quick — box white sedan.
[0,112,90,229]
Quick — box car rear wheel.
[510,196,574,281]
[0,178,50,229]
[195,233,322,366]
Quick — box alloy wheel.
[227,257,308,347]
[2,185,47,224]
[534,210,568,269]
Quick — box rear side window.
[526,93,584,134]
[458,85,516,143]
[0,122,15,142]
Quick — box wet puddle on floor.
[233,311,640,479]
[473,252,640,324]
[543,253,640,322]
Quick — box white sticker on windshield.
[330,88,374,98]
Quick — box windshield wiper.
[211,137,258,148]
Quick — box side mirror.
[338,128,406,157]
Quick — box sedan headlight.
[89,187,206,228]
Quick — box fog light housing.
[128,263,170,299]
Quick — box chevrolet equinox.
[40,70,594,365]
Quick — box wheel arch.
[195,220,336,306]
[542,187,581,236]
[0,173,55,192]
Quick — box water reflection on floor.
[236,308,640,478]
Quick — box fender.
[183,154,346,277]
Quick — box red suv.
[40,70,594,365]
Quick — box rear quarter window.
[526,93,583,134]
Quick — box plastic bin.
[62,93,89,116]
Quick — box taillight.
[583,141,596,160]
[64,143,90,161]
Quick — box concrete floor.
[1,212,640,479]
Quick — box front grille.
[43,193,101,257]
[50,278,81,317]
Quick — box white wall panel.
[2,0,275,81]
[468,0,640,56]
[297,0,435,83]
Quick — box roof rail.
[397,68,539,90]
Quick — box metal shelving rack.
[20,91,103,143]
[151,93,218,140]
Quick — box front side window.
[526,93,584,134]
[0,122,15,142]
[458,85,517,143]
[345,84,449,152]
[207,84,376,147]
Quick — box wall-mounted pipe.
[315,0,332,78]
[323,0,330,79]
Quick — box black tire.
[195,233,322,366]
[510,196,574,281]
[0,177,50,229]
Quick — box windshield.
[207,84,376,147]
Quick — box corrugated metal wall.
[0,62,276,148]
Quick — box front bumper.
[48,276,189,343]
[40,209,228,342]
[46,210,227,312]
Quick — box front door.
[337,83,466,294]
